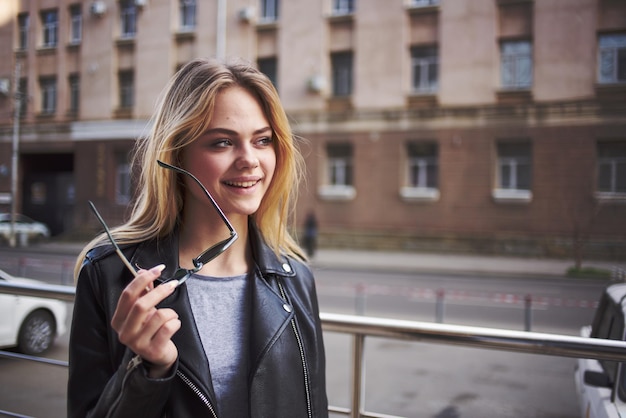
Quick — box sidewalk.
[31,240,626,279]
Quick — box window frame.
[115,151,133,204]
[493,141,533,203]
[179,0,196,31]
[331,51,354,97]
[500,39,533,90]
[17,13,29,50]
[401,141,440,201]
[118,71,134,109]
[259,0,279,23]
[332,0,355,15]
[69,4,82,45]
[598,33,626,85]
[411,45,439,94]
[258,57,278,90]
[120,0,137,39]
[319,142,356,201]
[411,0,439,6]
[68,74,80,115]
[40,76,57,115]
[40,9,59,48]
[596,141,626,199]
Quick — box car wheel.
[17,310,56,355]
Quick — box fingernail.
[150,264,166,274]
[165,280,179,289]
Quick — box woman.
[68,58,328,418]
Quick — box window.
[331,51,353,97]
[69,5,82,44]
[501,40,532,89]
[116,151,132,204]
[40,77,57,115]
[411,0,439,6]
[17,13,29,50]
[598,34,626,84]
[332,0,354,15]
[259,0,279,22]
[597,141,626,195]
[258,57,278,90]
[493,141,532,202]
[120,0,137,38]
[411,46,438,93]
[180,0,196,30]
[18,78,27,117]
[68,74,80,115]
[401,142,439,201]
[119,71,134,109]
[319,143,355,200]
[41,9,58,48]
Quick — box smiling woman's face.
[180,86,276,220]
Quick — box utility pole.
[9,62,21,248]
[216,0,226,60]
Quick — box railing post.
[351,333,365,418]
[524,294,532,331]
[435,289,445,323]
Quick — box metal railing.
[2,281,626,418]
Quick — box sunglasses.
[88,160,238,287]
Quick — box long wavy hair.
[74,58,305,279]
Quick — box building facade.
[0,0,625,259]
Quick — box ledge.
[256,19,279,31]
[595,83,626,102]
[318,185,356,201]
[496,89,533,104]
[115,37,135,49]
[175,30,196,42]
[327,12,355,23]
[492,189,532,204]
[400,187,440,202]
[595,192,626,204]
[407,93,438,109]
[36,47,57,56]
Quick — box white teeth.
[227,180,258,188]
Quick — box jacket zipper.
[278,281,313,418]
[177,370,219,418]
[104,354,144,418]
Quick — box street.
[0,248,609,417]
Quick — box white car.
[0,268,67,355]
[0,213,50,244]
[574,283,626,418]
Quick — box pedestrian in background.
[68,58,328,418]
[304,211,318,258]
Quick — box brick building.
[0,0,624,259]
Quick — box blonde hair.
[75,58,305,279]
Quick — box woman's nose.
[235,144,259,170]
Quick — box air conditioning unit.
[308,75,326,93]
[239,6,256,23]
[0,78,10,96]
[90,1,107,17]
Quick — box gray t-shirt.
[186,272,251,418]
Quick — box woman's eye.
[258,136,273,146]
[213,139,232,147]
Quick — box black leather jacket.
[68,222,328,418]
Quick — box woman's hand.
[111,265,181,378]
